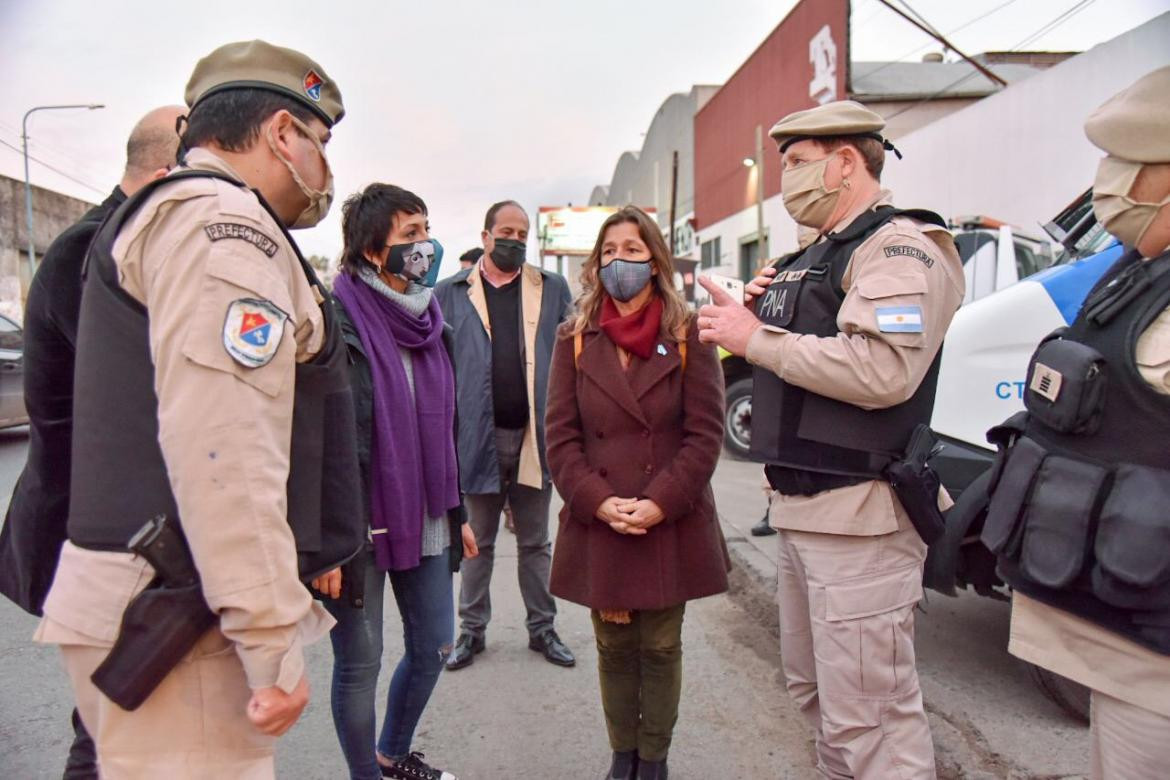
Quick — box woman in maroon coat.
[546,206,729,780]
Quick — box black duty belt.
[765,465,870,497]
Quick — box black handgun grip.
[90,582,217,711]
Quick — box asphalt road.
[0,429,816,779]
[0,430,1094,779]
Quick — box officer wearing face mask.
[982,67,1170,780]
[435,200,576,671]
[33,40,365,776]
[697,100,964,779]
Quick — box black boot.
[750,512,777,536]
[444,633,484,671]
[604,750,638,780]
[636,758,667,780]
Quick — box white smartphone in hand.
[706,273,745,304]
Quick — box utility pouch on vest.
[1092,463,1170,608]
[1024,331,1107,435]
[1018,455,1108,588]
[883,424,946,545]
[981,433,1044,557]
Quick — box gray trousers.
[459,427,556,640]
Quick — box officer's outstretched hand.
[697,276,762,357]
[248,675,310,736]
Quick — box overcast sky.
[2,0,1166,279]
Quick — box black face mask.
[490,238,526,272]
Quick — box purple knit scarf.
[332,272,460,571]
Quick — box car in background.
[0,313,27,429]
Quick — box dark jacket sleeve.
[442,323,468,571]
[545,326,615,524]
[641,320,725,522]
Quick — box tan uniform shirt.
[37,148,332,694]
[748,191,965,535]
[1010,281,1170,713]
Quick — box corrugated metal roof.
[851,61,1043,101]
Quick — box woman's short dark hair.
[182,88,317,154]
[340,184,428,275]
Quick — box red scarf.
[600,294,663,360]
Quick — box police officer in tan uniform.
[698,101,964,779]
[988,67,1170,779]
[34,41,361,778]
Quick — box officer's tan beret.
[185,40,344,127]
[769,100,887,152]
[1084,66,1170,163]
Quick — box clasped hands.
[597,496,665,535]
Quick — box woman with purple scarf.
[313,183,477,780]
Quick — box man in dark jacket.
[434,200,576,669]
[0,104,183,779]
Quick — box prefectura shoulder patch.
[883,244,933,268]
[223,298,287,367]
[205,222,279,257]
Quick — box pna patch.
[223,299,287,368]
[204,223,278,257]
[883,244,933,268]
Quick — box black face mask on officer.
[490,238,526,273]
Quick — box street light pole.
[21,103,105,280]
[755,123,766,264]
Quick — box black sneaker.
[380,752,457,780]
[750,514,777,536]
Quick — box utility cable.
[0,136,106,195]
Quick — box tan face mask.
[1092,155,1170,253]
[266,115,334,229]
[781,152,841,229]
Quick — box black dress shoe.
[444,633,484,671]
[528,629,575,667]
[636,758,667,780]
[605,750,638,780]
[750,514,777,536]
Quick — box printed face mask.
[490,238,527,272]
[385,238,442,283]
[600,258,654,302]
[781,152,841,229]
[266,115,334,229]
[1092,155,1170,254]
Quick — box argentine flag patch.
[875,305,924,333]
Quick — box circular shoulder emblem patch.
[223,298,288,368]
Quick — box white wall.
[882,12,1170,232]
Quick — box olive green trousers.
[591,604,686,762]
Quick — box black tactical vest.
[983,248,1170,654]
[751,207,946,487]
[67,170,365,580]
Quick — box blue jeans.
[324,549,454,780]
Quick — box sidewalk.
[711,455,1091,780]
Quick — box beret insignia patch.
[303,69,323,102]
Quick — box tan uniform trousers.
[52,624,275,779]
[776,522,934,780]
[1089,691,1170,780]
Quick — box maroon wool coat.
[546,314,730,611]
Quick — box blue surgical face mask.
[599,258,653,302]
